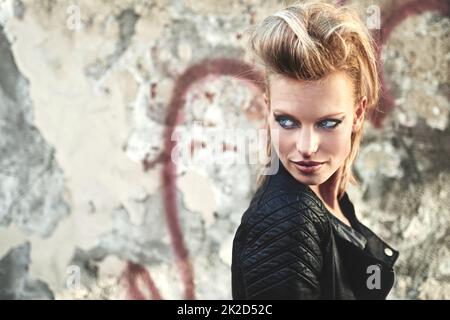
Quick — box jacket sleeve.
[237,202,325,300]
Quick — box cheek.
[321,130,352,159]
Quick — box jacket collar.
[338,192,400,269]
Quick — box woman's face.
[266,70,366,186]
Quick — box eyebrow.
[272,110,346,121]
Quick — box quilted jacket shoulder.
[232,164,331,299]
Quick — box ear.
[353,96,367,132]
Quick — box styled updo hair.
[248,0,381,199]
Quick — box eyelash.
[274,115,342,130]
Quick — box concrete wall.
[0,0,448,299]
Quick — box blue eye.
[318,119,342,129]
[275,116,297,129]
[274,114,343,130]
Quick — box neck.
[309,168,342,211]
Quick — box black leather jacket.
[232,161,399,299]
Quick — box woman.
[232,1,399,299]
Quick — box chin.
[288,166,325,185]
[297,175,325,186]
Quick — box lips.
[294,160,325,167]
[291,160,325,174]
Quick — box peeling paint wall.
[0,0,448,300]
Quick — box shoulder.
[248,174,328,230]
[235,175,330,251]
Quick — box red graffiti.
[123,261,162,300]
[159,59,265,300]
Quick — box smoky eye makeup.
[317,117,345,129]
[273,113,345,130]
[273,114,297,128]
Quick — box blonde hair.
[248,0,380,199]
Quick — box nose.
[296,127,319,158]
